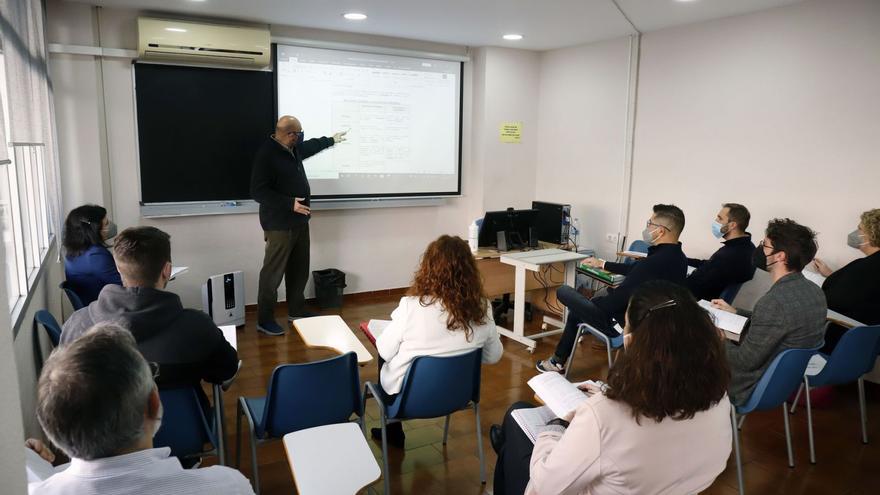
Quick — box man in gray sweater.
[711,218,827,406]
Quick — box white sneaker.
[536,358,565,374]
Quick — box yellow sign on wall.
[499,122,522,143]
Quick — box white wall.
[46,2,511,309]
[535,37,632,260]
[629,0,880,291]
[472,46,540,212]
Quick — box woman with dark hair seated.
[492,281,732,495]
[62,204,121,305]
[371,235,504,447]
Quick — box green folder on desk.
[579,265,624,285]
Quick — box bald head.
[274,115,303,148]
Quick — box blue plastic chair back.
[739,346,821,414]
[261,352,362,438]
[154,387,216,458]
[59,281,85,311]
[624,240,650,265]
[386,348,482,420]
[719,282,744,305]
[811,325,880,387]
[34,310,62,347]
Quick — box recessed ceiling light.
[503,34,523,41]
[165,27,187,33]
[343,13,367,21]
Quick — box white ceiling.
[67,0,806,50]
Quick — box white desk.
[293,315,374,365]
[499,249,588,352]
[826,309,866,329]
[283,423,380,495]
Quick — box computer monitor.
[478,208,539,249]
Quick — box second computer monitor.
[478,208,539,250]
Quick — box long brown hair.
[605,280,730,424]
[408,235,489,340]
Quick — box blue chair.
[565,322,623,376]
[153,387,219,463]
[236,352,363,494]
[789,325,880,463]
[34,310,62,347]
[730,345,821,495]
[364,349,485,495]
[622,240,650,265]
[719,282,745,305]
[59,281,84,311]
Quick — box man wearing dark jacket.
[536,204,689,374]
[60,227,239,394]
[686,203,756,301]
[250,115,347,335]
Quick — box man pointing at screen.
[251,115,348,335]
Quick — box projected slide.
[276,45,461,198]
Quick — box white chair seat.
[283,422,380,495]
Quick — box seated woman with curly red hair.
[371,235,504,447]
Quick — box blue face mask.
[711,221,728,239]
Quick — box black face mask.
[752,245,779,272]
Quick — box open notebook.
[698,300,748,341]
[512,374,601,444]
[359,319,390,346]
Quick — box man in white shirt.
[27,323,254,495]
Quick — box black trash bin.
[312,268,347,309]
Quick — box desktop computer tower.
[201,270,245,326]
[531,201,572,244]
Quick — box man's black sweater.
[250,136,335,231]
[686,234,756,301]
[597,242,688,324]
[60,285,239,390]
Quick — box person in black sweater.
[812,208,880,351]
[250,115,347,335]
[686,203,756,301]
[536,204,688,374]
[60,227,239,406]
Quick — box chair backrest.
[624,240,650,265]
[815,325,880,386]
[719,282,744,305]
[153,387,216,459]
[387,348,482,420]
[34,310,62,347]
[59,281,85,310]
[262,352,362,438]
[740,346,821,414]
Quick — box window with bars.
[0,53,54,313]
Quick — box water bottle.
[571,217,581,248]
[468,221,479,252]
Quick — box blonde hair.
[860,209,880,246]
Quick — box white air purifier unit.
[201,271,245,326]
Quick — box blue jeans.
[553,285,616,362]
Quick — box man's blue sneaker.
[256,320,285,336]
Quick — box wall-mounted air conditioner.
[137,18,270,69]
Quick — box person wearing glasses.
[26,323,254,494]
[536,204,688,374]
[493,281,732,495]
[710,218,827,406]
[250,115,348,336]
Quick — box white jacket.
[376,296,503,395]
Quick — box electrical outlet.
[605,233,617,244]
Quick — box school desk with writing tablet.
[292,315,374,365]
